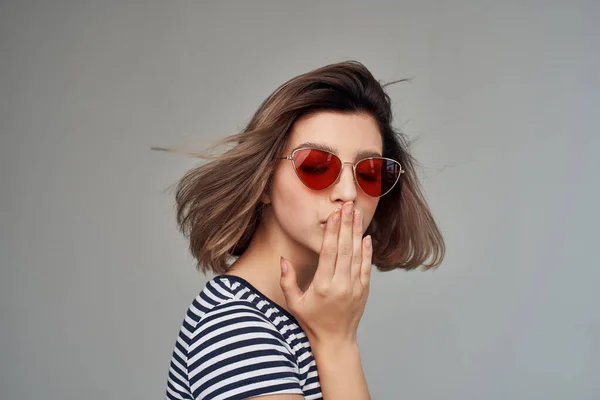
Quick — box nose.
[331,162,358,202]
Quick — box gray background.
[1,1,599,399]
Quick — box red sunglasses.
[280,148,405,198]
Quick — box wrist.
[311,338,360,361]
[311,339,370,399]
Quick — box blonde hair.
[154,61,445,275]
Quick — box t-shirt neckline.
[215,274,301,326]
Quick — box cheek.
[362,199,379,230]
[272,170,313,227]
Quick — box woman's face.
[265,111,382,256]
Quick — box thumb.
[279,256,303,306]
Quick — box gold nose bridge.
[336,162,357,183]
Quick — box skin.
[226,110,382,399]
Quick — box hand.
[279,201,373,348]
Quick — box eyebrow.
[291,141,382,160]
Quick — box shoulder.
[185,300,302,399]
[187,299,293,362]
[192,299,286,345]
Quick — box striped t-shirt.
[165,274,323,400]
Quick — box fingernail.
[365,235,372,248]
[280,256,288,274]
[344,204,353,216]
[333,210,341,224]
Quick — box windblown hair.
[154,61,445,275]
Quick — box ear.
[260,191,271,205]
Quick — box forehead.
[286,111,383,160]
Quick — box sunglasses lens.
[293,149,341,190]
[356,158,402,197]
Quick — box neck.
[225,210,318,313]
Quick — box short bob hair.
[155,61,445,275]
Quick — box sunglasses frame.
[280,147,405,198]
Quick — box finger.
[314,207,341,283]
[280,257,304,311]
[360,235,373,289]
[350,208,363,282]
[333,201,354,284]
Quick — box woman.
[161,61,444,400]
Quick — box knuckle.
[361,279,371,290]
[333,286,351,299]
[314,282,330,296]
[323,244,337,258]
[339,244,353,256]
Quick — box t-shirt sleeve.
[185,302,303,400]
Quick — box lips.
[320,209,361,227]
[320,212,337,224]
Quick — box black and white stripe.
[165,275,322,400]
